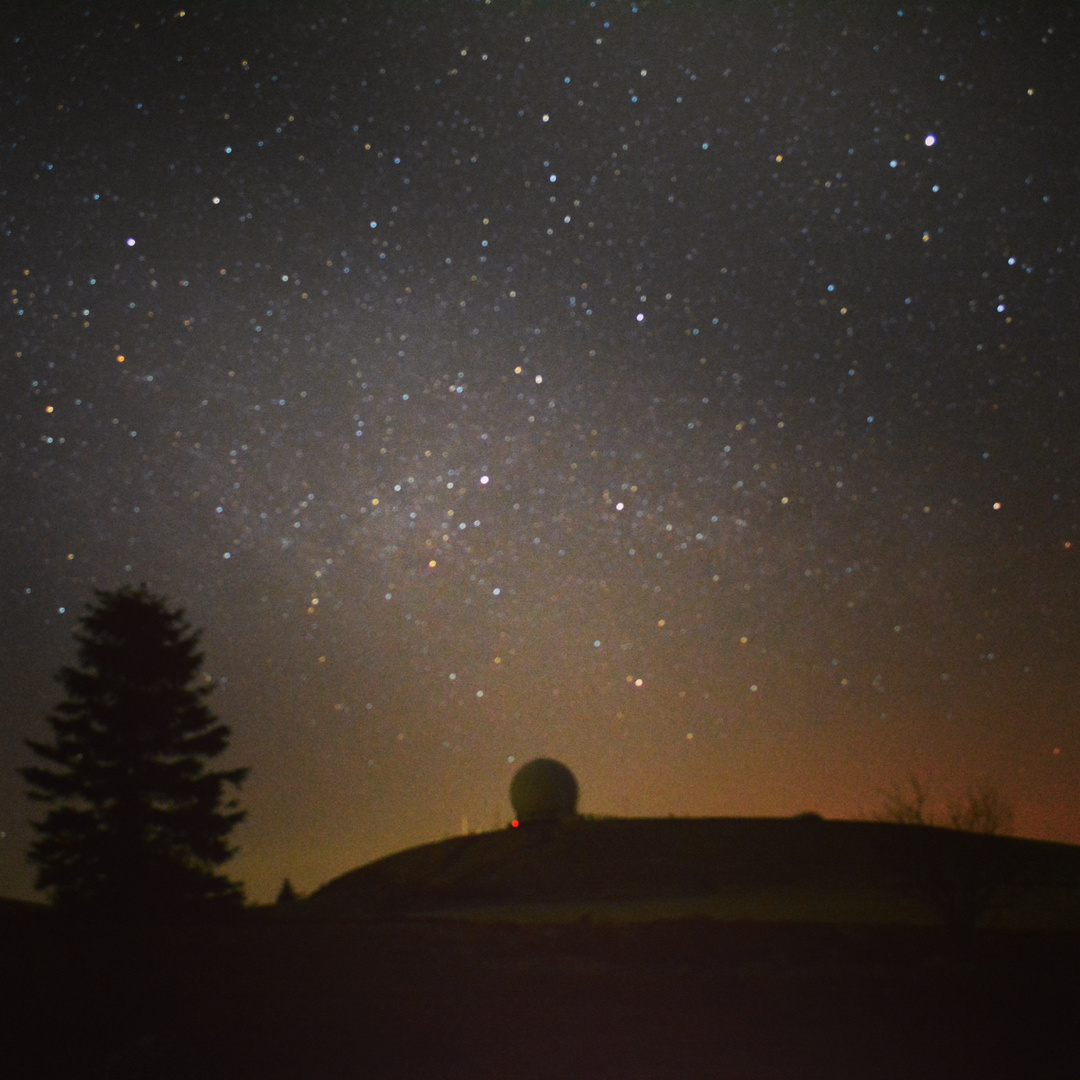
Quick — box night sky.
[3,2,1078,904]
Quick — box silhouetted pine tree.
[20,585,248,915]
[276,878,300,905]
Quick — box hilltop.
[308,815,1080,929]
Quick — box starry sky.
[2,1,1078,904]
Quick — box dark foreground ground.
[5,907,1079,1080]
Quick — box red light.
[511,819,519,828]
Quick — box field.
[5,818,1080,1078]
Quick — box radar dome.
[510,758,579,823]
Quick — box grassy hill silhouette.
[308,815,1080,929]
[5,817,1080,1078]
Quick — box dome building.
[509,758,579,824]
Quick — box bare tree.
[876,775,934,826]
[947,783,1014,836]
[874,776,1020,933]
[875,776,1013,835]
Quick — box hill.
[4,819,1080,1077]
[308,815,1080,929]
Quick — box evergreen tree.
[275,878,300,905]
[20,585,248,914]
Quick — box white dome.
[510,758,579,822]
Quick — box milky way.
[3,2,1078,902]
